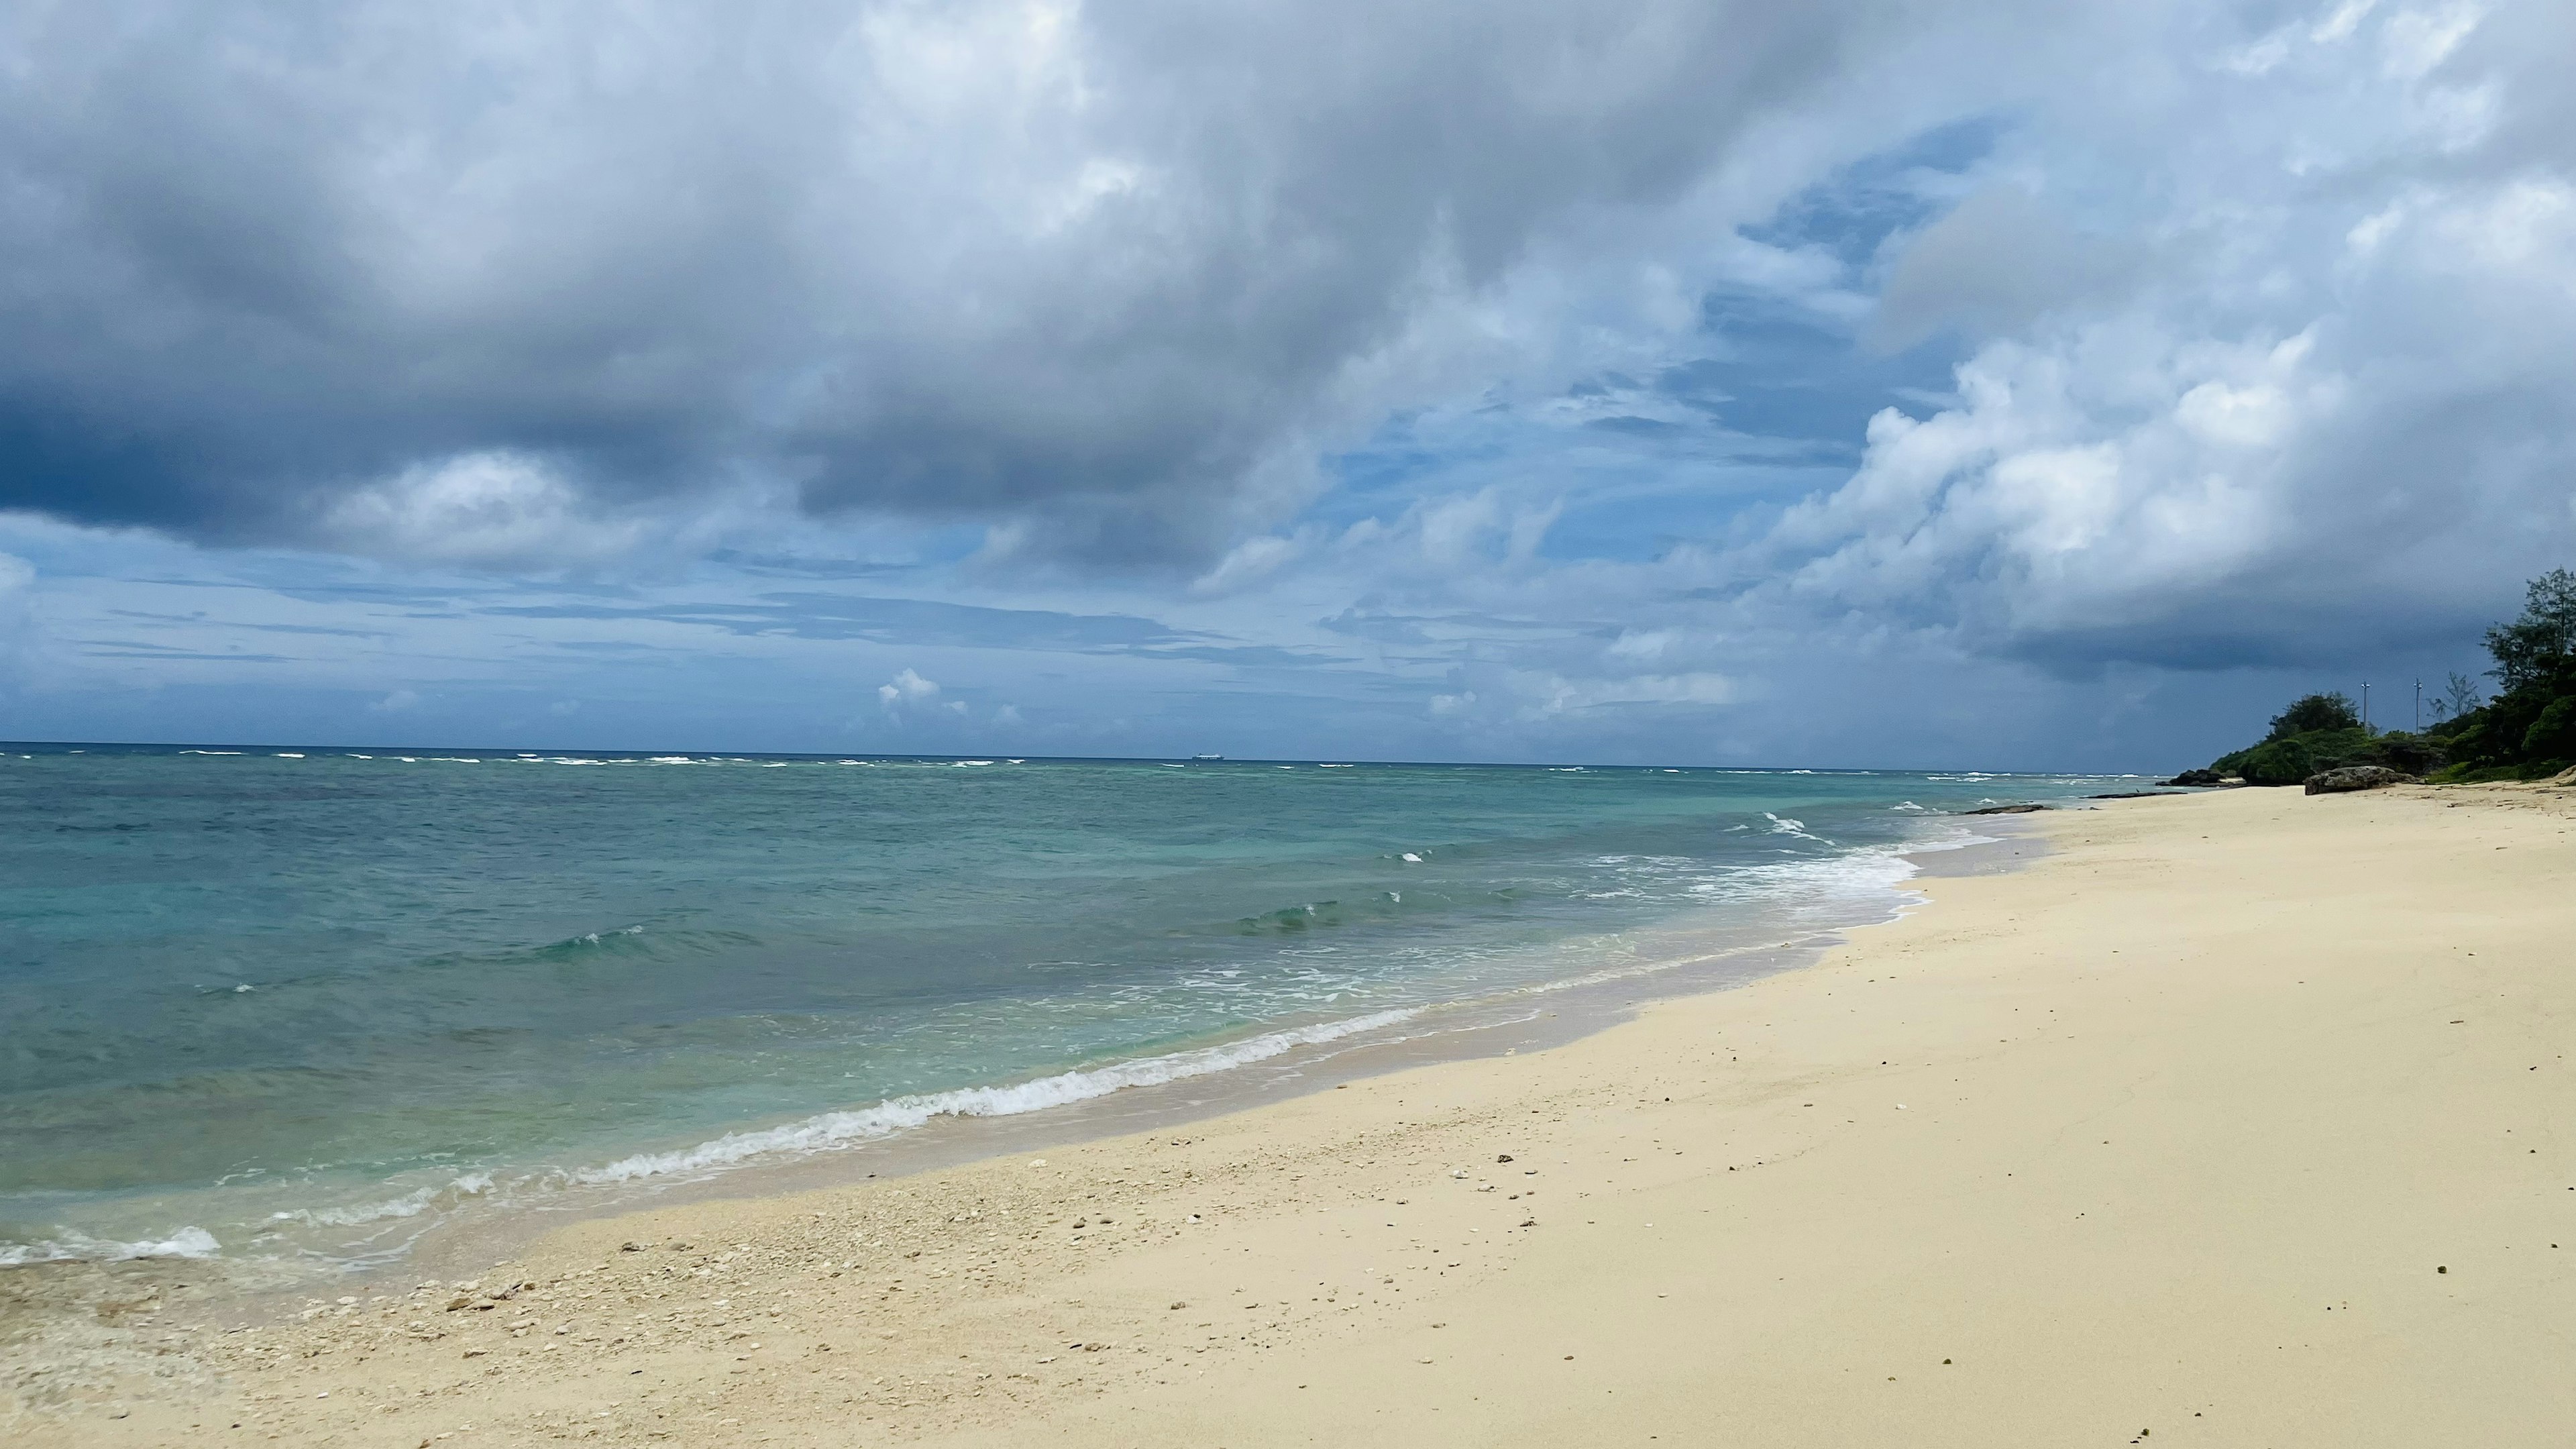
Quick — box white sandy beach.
[11,781,2576,1447]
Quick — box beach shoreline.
[1,753,2088,1284]
[1,816,2035,1359]
[375,821,2043,1291]
[13,784,2575,1446]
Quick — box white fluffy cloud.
[320,452,657,568]
[877,668,942,710]
[1150,0,2576,752]
[1666,0,2576,673]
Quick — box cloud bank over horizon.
[1,0,2571,768]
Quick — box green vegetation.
[2268,692,2361,736]
[2432,568,2576,781]
[2209,689,2443,784]
[2203,569,2576,786]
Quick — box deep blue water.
[0,744,2129,1267]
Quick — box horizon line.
[0,739,2158,777]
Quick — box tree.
[2440,669,2483,719]
[2267,692,2360,741]
[2525,696,2576,763]
[2485,568,2576,694]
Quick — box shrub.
[2236,737,2316,786]
[2357,731,2443,775]
[2445,663,2572,772]
[2522,695,2576,763]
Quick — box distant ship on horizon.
[1191,753,1224,761]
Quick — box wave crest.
[0,1226,221,1267]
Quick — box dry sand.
[10,782,2576,1447]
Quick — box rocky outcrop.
[2303,765,2417,796]
[2161,768,2226,787]
[1962,803,2048,815]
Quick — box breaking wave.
[0,1226,221,1267]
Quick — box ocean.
[0,745,2129,1275]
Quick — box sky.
[1,0,2571,770]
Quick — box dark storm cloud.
[0,0,1890,563]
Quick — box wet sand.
[11,783,2575,1446]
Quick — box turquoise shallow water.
[0,745,2129,1269]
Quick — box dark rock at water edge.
[2303,765,2417,795]
[1961,803,2049,815]
[2161,768,2227,787]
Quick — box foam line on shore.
[0,1226,221,1267]
[566,1007,1425,1189]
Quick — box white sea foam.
[1695,837,1931,916]
[223,1008,1429,1242]
[1904,826,1999,854]
[569,1008,1422,1188]
[1493,941,1772,1002]
[268,1175,495,1230]
[0,1226,221,1267]
[1762,811,1829,843]
[179,749,242,755]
